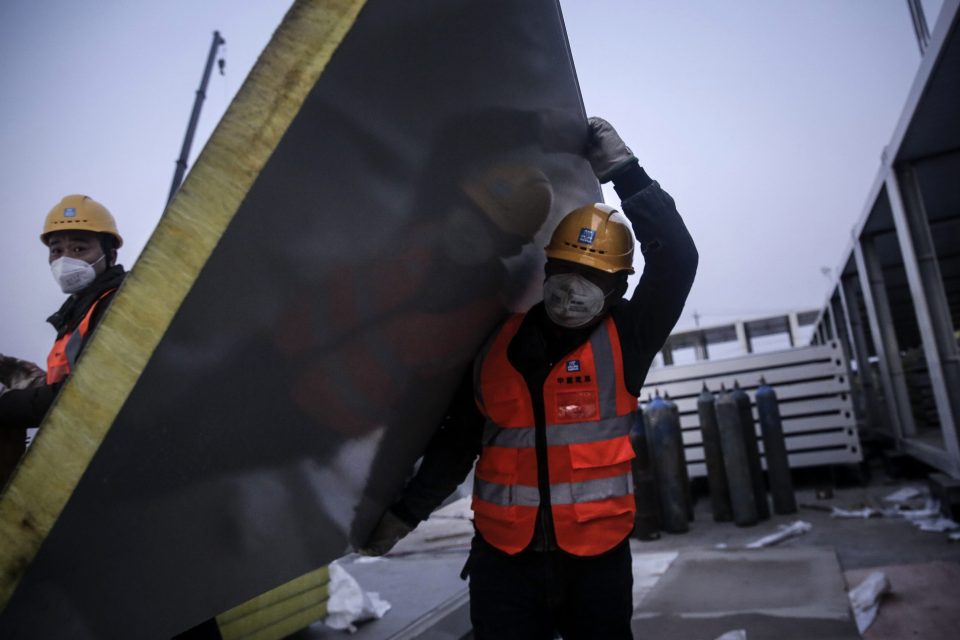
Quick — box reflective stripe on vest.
[475,472,634,507]
[472,313,638,556]
[46,290,114,385]
[482,413,634,448]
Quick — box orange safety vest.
[46,291,115,385]
[472,313,638,556]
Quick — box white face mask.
[543,273,607,328]
[50,255,104,294]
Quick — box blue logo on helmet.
[566,360,581,372]
[63,207,77,218]
[578,228,596,245]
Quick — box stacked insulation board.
[641,341,863,478]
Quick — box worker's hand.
[585,116,637,183]
[0,355,46,389]
[358,509,414,556]
[18,361,46,389]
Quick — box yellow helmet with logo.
[41,194,123,248]
[544,203,634,274]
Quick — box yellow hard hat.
[545,203,634,274]
[461,165,553,239]
[41,194,123,248]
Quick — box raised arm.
[586,117,698,393]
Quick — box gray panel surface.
[0,1,598,637]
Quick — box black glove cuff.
[612,160,652,200]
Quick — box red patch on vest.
[556,390,598,421]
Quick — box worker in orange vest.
[360,117,698,639]
[0,195,126,479]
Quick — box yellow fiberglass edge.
[230,601,330,640]
[0,0,368,610]
[216,566,331,639]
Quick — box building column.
[661,343,674,366]
[839,274,884,433]
[789,312,801,347]
[854,233,917,440]
[693,332,709,361]
[736,321,752,355]
[827,298,843,347]
[888,167,960,473]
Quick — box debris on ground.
[882,487,924,503]
[744,520,812,548]
[813,491,960,540]
[911,514,960,533]
[829,507,882,519]
[847,570,891,634]
[892,499,941,520]
[713,630,747,640]
[324,562,392,633]
[896,499,959,535]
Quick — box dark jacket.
[0,265,126,430]
[391,162,698,545]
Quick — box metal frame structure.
[811,0,960,477]
[662,310,819,364]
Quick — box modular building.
[809,0,960,478]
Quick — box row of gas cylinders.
[630,379,797,538]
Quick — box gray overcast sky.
[0,1,941,366]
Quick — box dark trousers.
[467,536,634,640]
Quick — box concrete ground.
[631,546,861,640]
[625,464,960,639]
[301,461,960,639]
[636,468,960,571]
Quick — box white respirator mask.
[543,272,608,328]
[50,255,104,294]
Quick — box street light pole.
[167,30,226,206]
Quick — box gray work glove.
[358,509,414,556]
[585,116,637,183]
[0,354,46,390]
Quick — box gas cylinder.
[697,383,733,522]
[630,406,661,540]
[756,378,797,514]
[644,392,688,533]
[664,392,693,521]
[732,381,770,520]
[715,386,758,526]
